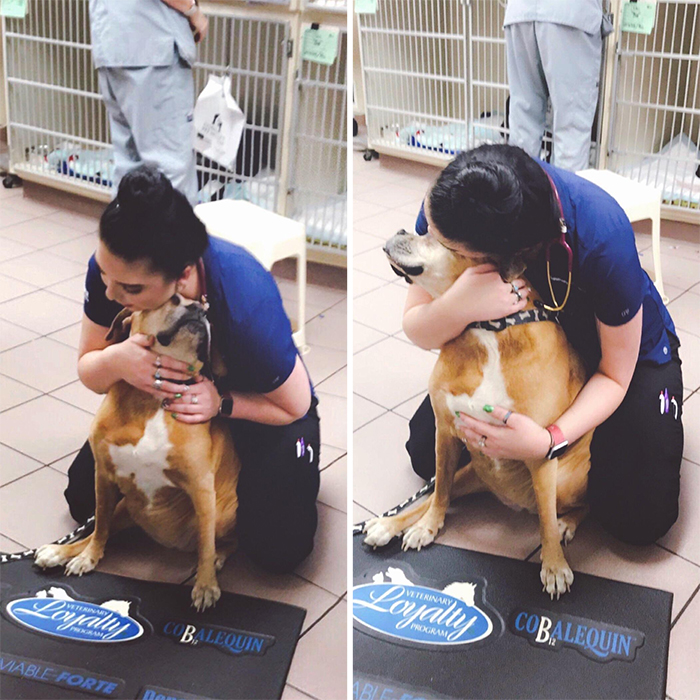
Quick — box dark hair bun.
[116,165,174,220]
[99,165,208,280]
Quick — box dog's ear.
[105,308,134,342]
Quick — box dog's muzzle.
[383,230,424,284]
[156,305,210,365]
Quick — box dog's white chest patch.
[445,329,514,424]
[108,410,174,502]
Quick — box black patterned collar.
[466,302,560,332]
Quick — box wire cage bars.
[358,0,469,163]
[192,11,292,213]
[358,0,608,166]
[287,27,347,259]
[3,0,112,196]
[2,2,292,214]
[607,0,700,214]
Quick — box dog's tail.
[352,477,435,535]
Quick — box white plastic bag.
[194,75,245,170]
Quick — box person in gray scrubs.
[89,0,209,204]
[504,0,610,172]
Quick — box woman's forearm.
[555,372,628,444]
[78,344,124,395]
[403,292,472,350]
[226,391,309,426]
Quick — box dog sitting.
[363,229,592,598]
[35,295,240,611]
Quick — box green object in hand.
[483,405,494,413]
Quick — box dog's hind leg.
[402,431,463,551]
[214,536,238,571]
[557,505,589,545]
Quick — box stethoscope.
[543,172,573,312]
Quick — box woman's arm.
[403,264,530,350]
[554,308,643,444]
[227,356,313,425]
[456,307,644,459]
[169,356,313,426]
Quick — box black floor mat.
[0,558,305,699]
[353,538,672,699]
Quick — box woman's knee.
[240,503,318,573]
[596,496,679,546]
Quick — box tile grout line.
[298,592,346,639]
[655,542,700,570]
[670,582,700,630]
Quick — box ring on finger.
[191,394,199,405]
[503,410,513,425]
[510,281,523,301]
[155,355,162,368]
[153,378,163,390]
[477,435,487,449]
[154,369,162,381]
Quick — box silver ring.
[153,378,163,390]
[477,436,487,449]
[511,282,523,301]
[155,356,162,368]
[191,394,199,405]
[503,410,513,425]
[154,369,162,381]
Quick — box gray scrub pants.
[98,58,198,204]
[505,22,602,172]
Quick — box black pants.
[65,396,321,574]
[405,335,684,546]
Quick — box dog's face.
[107,295,211,372]
[384,229,478,299]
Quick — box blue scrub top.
[84,236,301,396]
[415,161,677,373]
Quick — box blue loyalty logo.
[353,567,495,646]
[510,608,645,663]
[5,587,144,644]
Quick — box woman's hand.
[114,334,197,400]
[166,376,220,424]
[189,8,208,42]
[445,264,530,324]
[456,405,552,461]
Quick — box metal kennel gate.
[2,0,112,198]
[2,1,293,215]
[287,27,347,263]
[357,0,605,167]
[606,0,700,220]
[192,9,292,214]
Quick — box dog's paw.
[540,560,574,600]
[558,517,577,545]
[402,523,438,552]
[64,553,98,577]
[192,581,221,612]
[34,545,70,569]
[363,518,397,548]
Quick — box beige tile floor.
[352,147,700,700]
[0,183,347,700]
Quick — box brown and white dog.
[363,230,592,598]
[35,295,240,611]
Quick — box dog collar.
[466,302,560,332]
[169,376,200,386]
